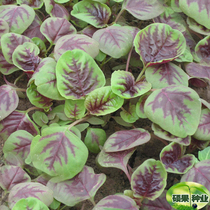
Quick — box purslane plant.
[0,0,210,209]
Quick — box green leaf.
[84,128,106,153]
[120,104,139,123]
[71,0,111,28]
[32,111,48,127]
[111,70,151,99]
[198,146,210,161]
[56,49,106,99]
[85,86,124,116]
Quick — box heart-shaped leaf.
[0,18,9,37]
[145,62,188,89]
[198,146,210,161]
[54,34,99,60]
[152,123,191,146]
[84,128,106,153]
[122,0,165,20]
[47,166,106,206]
[12,42,41,72]
[97,148,135,179]
[3,130,33,164]
[40,17,76,44]
[92,25,133,58]
[0,166,31,191]
[111,70,151,99]
[180,0,210,29]
[144,85,201,138]
[27,83,53,110]
[8,182,53,208]
[56,49,105,100]
[12,197,49,210]
[31,58,64,100]
[85,86,124,116]
[0,110,39,140]
[64,99,86,119]
[29,126,88,182]
[134,23,186,66]
[104,128,150,152]
[71,0,111,28]
[181,160,210,192]
[0,5,35,34]
[1,33,32,64]
[131,159,167,200]
[193,108,210,141]
[0,85,19,121]
[160,142,195,174]
[92,195,139,210]
[186,62,210,80]
[141,190,174,210]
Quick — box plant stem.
[152,134,168,146]
[46,42,54,55]
[26,106,43,114]
[68,114,90,130]
[126,46,133,72]
[59,205,67,210]
[15,88,26,92]
[114,9,125,23]
[89,197,96,206]
[14,73,25,85]
[81,203,86,210]
[136,65,147,81]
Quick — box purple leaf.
[152,123,191,146]
[160,142,195,174]
[154,8,186,32]
[85,86,124,116]
[54,34,99,60]
[93,195,139,210]
[16,0,43,9]
[0,110,39,140]
[111,70,151,99]
[12,42,41,72]
[97,148,135,179]
[40,17,76,44]
[181,160,210,192]
[145,62,188,89]
[1,33,32,64]
[92,25,133,58]
[0,49,19,75]
[191,137,210,150]
[30,126,88,182]
[56,49,105,100]
[8,182,53,208]
[134,23,186,66]
[122,0,165,20]
[186,62,210,80]
[47,166,106,206]
[193,108,210,141]
[0,18,9,38]
[0,5,35,34]
[0,0,16,4]
[142,190,174,210]
[195,36,210,62]
[104,128,150,152]
[189,77,208,88]
[34,174,52,186]
[82,25,98,38]
[0,85,19,121]
[144,85,201,138]
[3,130,33,163]
[44,0,70,20]
[0,166,31,191]
[23,14,45,41]
[71,0,111,28]
[131,159,167,200]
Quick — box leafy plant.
[0,0,210,209]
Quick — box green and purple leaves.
[71,0,111,28]
[134,23,186,66]
[47,166,106,206]
[92,25,133,58]
[145,85,201,138]
[0,85,19,121]
[122,0,165,20]
[28,126,88,182]
[40,17,77,44]
[85,86,124,116]
[111,70,151,99]
[131,159,167,200]
[180,0,210,29]
[0,5,35,34]
[56,49,105,100]
[160,142,195,174]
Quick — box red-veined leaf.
[17,0,43,9]
[0,18,9,38]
